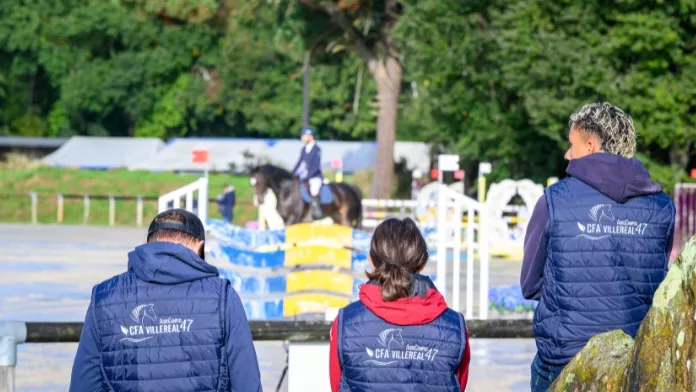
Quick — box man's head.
[223,184,234,193]
[565,102,636,160]
[147,209,206,259]
[300,126,316,145]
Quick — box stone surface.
[550,330,632,391]
[551,237,696,391]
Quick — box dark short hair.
[366,218,429,301]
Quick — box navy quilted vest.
[535,177,674,365]
[92,271,229,391]
[338,301,465,391]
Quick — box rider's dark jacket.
[69,242,262,392]
[293,143,323,180]
[522,153,675,366]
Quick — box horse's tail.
[348,184,363,230]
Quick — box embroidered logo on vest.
[363,328,440,366]
[577,204,648,240]
[119,303,194,344]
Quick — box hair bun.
[365,218,429,301]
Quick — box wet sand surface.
[0,224,534,391]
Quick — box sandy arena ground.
[0,223,535,391]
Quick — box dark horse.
[249,164,362,228]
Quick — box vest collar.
[365,273,437,298]
[359,275,448,326]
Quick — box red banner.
[192,149,209,164]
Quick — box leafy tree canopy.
[0,0,693,192]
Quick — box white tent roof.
[42,136,164,169]
[130,138,430,173]
[129,138,272,172]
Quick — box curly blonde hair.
[569,102,636,158]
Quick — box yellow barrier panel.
[279,223,359,317]
[286,270,353,295]
[283,294,350,317]
[285,223,353,247]
[285,245,352,268]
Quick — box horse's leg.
[300,202,310,223]
[336,203,350,227]
[287,200,304,225]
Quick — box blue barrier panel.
[208,220,527,320]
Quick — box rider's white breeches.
[308,177,322,197]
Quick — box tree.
[396,0,696,190]
[190,2,377,141]
[394,1,565,186]
[249,0,402,197]
[492,0,696,188]
[0,0,693,192]
[0,0,225,137]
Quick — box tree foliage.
[395,0,696,189]
[0,0,693,192]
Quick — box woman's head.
[365,218,429,301]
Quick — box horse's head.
[378,328,404,348]
[249,167,268,207]
[249,164,294,207]
[142,304,157,322]
[131,303,157,324]
[601,205,616,222]
[589,204,616,223]
[392,329,404,346]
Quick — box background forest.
[0,0,694,193]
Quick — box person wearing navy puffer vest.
[521,103,675,391]
[329,217,470,392]
[69,209,262,392]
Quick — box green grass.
[0,167,257,226]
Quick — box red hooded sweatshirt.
[329,284,470,391]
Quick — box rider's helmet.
[300,126,316,138]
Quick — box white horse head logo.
[377,328,404,350]
[589,204,616,223]
[130,304,157,324]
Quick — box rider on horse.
[292,126,323,219]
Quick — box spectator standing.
[217,184,236,223]
[521,102,675,391]
[69,209,262,392]
[329,218,470,391]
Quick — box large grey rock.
[551,237,696,391]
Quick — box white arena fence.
[156,176,546,321]
[157,177,209,224]
[361,198,529,229]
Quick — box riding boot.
[311,197,323,220]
